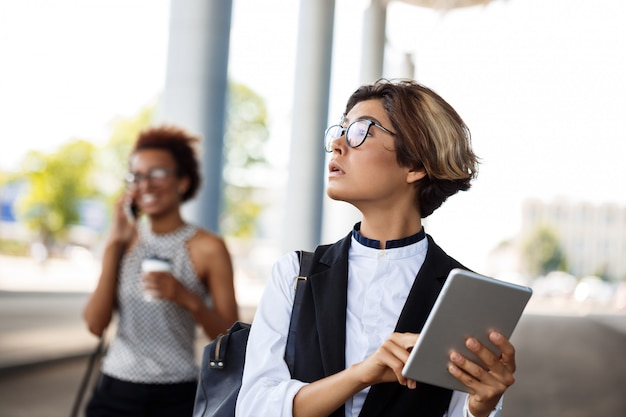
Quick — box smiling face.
[326,99,424,213]
[127,148,189,218]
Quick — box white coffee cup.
[140,257,171,301]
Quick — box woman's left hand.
[448,331,516,417]
[142,271,186,303]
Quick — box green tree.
[523,224,568,276]
[15,140,98,248]
[221,82,270,238]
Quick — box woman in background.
[83,125,238,416]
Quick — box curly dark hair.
[132,125,202,202]
[344,79,479,218]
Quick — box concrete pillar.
[361,0,387,84]
[157,0,233,232]
[283,0,336,253]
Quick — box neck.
[351,192,422,246]
[358,215,422,249]
[148,210,185,234]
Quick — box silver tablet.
[401,268,532,393]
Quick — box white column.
[360,0,387,84]
[157,0,233,232]
[283,0,336,253]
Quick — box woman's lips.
[140,194,156,204]
[328,160,345,176]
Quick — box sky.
[1,0,625,272]
[0,0,170,163]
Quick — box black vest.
[288,232,467,417]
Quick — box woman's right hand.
[352,332,420,389]
[109,194,138,244]
[293,332,420,417]
[83,193,138,337]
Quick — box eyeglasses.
[324,119,396,153]
[125,168,172,189]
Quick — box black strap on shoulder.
[285,250,313,375]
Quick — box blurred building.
[521,199,626,281]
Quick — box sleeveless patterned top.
[102,222,208,383]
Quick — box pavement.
[0,291,96,371]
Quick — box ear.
[177,176,190,196]
[406,169,427,184]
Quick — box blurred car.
[532,271,577,298]
[614,282,626,310]
[573,276,614,304]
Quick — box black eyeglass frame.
[124,167,173,189]
[324,119,396,153]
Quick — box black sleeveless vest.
[288,232,467,417]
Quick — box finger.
[142,272,160,289]
[376,333,419,386]
[489,332,517,373]
[388,333,420,377]
[456,338,515,388]
[449,350,508,398]
[447,359,476,395]
[465,337,502,370]
[112,198,125,221]
[125,189,138,200]
[449,349,490,385]
[388,332,419,354]
[378,339,411,385]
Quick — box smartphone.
[123,199,140,223]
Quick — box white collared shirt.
[235,236,502,417]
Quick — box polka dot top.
[102,222,208,383]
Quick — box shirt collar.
[351,222,426,249]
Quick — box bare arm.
[82,196,136,337]
[293,331,516,417]
[186,232,239,338]
[146,230,238,339]
[293,333,418,417]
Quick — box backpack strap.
[285,250,313,375]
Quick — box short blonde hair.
[344,79,479,217]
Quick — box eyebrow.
[343,114,385,126]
